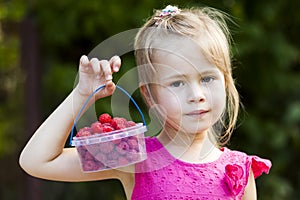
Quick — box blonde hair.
[134,6,239,146]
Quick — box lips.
[186,109,209,116]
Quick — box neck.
[157,125,219,163]
[158,127,206,146]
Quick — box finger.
[109,55,121,72]
[90,58,101,74]
[100,60,112,81]
[105,80,115,94]
[95,80,115,98]
[79,55,89,69]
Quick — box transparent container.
[72,123,147,172]
[70,85,147,172]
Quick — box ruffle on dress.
[250,156,272,178]
[224,155,272,196]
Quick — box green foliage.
[228,1,300,199]
[42,62,77,114]
[40,180,126,200]
[0,0,25,156]
[0,0,25,21]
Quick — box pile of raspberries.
[76,113,136,137]
[75,113,142,171]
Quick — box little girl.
[19,5,271,200]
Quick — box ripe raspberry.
[107,151,119,160]
[93,159,105,170]
[102,122,111,127]
[84,151,94,161]
[127,137,138,150]
[77,146,87,157]
[116,141,130,155]
[81,127,92,132]
[94,152,107,163]
[111,138,122,145]
[99,142,114,154]
[86,144,101,156]
[111,117,127,130]
[82,160,97,171]
[91,122,103,134]
[76,128,92,137]
[102,125,114,133]
[126,121,136,127]
[99,113,112,124]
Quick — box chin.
[178,126,209,135]
[164,120,210,135]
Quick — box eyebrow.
[162,74,185,80]
[162,69,220,80]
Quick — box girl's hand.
[75,55,121,100]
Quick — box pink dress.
[131,137,271,200]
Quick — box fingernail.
[80,56,88,65]
[113,65,119,72]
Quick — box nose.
[188,83,206,103]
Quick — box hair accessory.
[154,5,181,25]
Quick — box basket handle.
[69,84,146,146]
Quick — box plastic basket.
[70,84,147,172]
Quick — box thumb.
[95,81,116,99]
[104,81,116,95]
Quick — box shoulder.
[222,147,272,179]
[220,148,271,198]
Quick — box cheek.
[210,88,226,117]
[204,83,226,111]
[156,89,182,116]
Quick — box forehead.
[151,36,218,77]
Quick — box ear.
[139,83,155,107]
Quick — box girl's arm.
[19,55,130,182]
[242,169,257,200]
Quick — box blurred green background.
[0,0,299,199]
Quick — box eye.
[201,76,214,84]
[170,81,185,87]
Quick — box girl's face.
[149,37,226,135]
